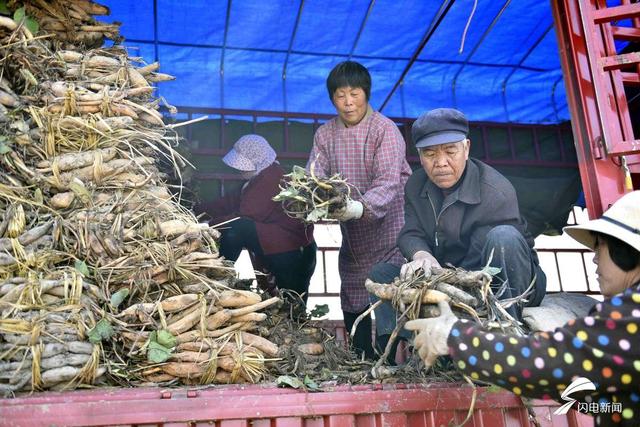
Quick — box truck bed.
[0,382,593,426]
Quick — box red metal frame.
[582,2,639,155]
[552,0,640,218]
[0,383,592,427]
[175,106,576,193]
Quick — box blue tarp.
[100,0,570,124]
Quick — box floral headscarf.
[222,134,276,173]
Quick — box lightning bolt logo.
[553,377,596,416]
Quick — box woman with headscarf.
[307,61,411,357]
[405,190,640,426]
[197,134,317,304]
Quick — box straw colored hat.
[563,191,640,253]
[222,134,276,173]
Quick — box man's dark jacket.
[398,158,535,270]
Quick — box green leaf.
[74,259,91,277]
[147,329,178,363]
[483,266,501,277]
[306,206,328,223]
[0,141,11,155]
[276,375,304,389]
[289,165,307,180]
[88,318,114,343]
[156,329,176,348]
[319,367,334,380]
[309,304,329,319]
[24,16,38,34]
[68,178,92,205]
[272,187,299,201]
[13,6,24,23]
[0,1,10,15]
[147,341,173,363]
[484,384,505,394]
[110,288,129,309]
[303,375,320,391]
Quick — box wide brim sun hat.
[563,191,640,253]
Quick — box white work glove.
[331,200,364,221]
[399,250,441,280]
[404,300,458,369]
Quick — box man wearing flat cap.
[369,108,546,358]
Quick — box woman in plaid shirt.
[307,61,411,358]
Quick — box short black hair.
[326,61,371,101]
[594,232,640,271]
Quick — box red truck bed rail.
[0,383,593,427]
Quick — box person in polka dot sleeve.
[406,190,640,426]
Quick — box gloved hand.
[331,200,364,221]
[404,300,458,369]
[399,250,441,280]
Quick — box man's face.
[419,140,470,189]
[332,86,368,127]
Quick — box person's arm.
[194,192,241,224]
[358,124,407,222]
[239,167,283,223]
[447,288,639,401]
[307,127,366,222]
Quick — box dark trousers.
[343,296,402,364]
[482,225,546,318]
[219,217,317,302]
[369,225,547,337]
[343,309,375,360]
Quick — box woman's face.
[593,237,639,296]
[332,86,368,127]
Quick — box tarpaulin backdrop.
[100,0,571,124]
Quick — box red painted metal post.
[551,0,640,218]
[584,0,636,154]
[0,383,595,427]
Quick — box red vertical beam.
[626,0,640,88]
[551,0,637,218]
[586,0,635,152]
[581,1,640,177]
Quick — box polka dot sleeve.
[447,284,640,424]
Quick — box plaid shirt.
[308,108,411,312]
